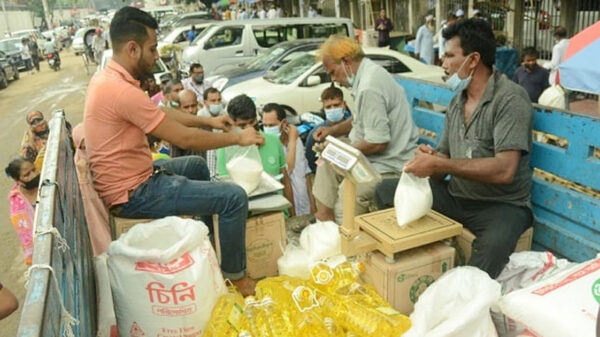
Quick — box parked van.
[180,17,354,75]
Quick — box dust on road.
[0,51,90,335]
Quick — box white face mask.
[445,54,474,92]
[208,104,223,116]
[341,62,355,87]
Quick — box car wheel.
[0,71,8,89]
[13,66,19,80]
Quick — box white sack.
[404,266,501,337]
[93,254,118,337]
[299,221,341,262]
[277,244,311,279]
[394,172,433,227]
[107,216,227,337]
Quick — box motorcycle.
[46,53,60,71]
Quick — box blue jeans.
[114,156,248,279]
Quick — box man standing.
[197,88,225,178]
[258,6,266,19]
[375,9,393,47]
[544,26,569,86]
[28,34,40,72]
[84,7,264,295]
[267,4,277,19]
[513,47,549,103]
[186,25,197,44]
[438,12,457,62]
[20,38,33,74]
[375,19,533,279]
[415,15,435,65]
[92,28,106,64]
[314,36,418,223]
[182,63,210,103]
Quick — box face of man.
[262,111,282,128]
[323,56,352,88]
[322,97,344,110]
[380,10,386,18]
[191,66,204,85]
[169,83,184,100]
[179,91,199,115]
[205,91,222,107]
[233,118,257,130]
[18,160,38,186]
[523,54,538,72]
[134,27,159,79]
[442,36,474,79]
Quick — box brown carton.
[455,227,533,266]
[363,242,455,315]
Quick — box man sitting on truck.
[84,6,264,296]
[374,18,534,279]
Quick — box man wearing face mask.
[305,86,353,174]
[262,103,311,217]
[198,88,225,178]
[21,110,49,171]
[512,47,549,103]
[158,79,183,108]
[374,19,533,279]
[315,36,418,224]
[182,63,211,104]
[84,7,264,296]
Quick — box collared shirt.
[548,38,569,85]
[437,70,533,207]
[415,24,435,65]
[512,65,549,103]
[84,60,166,207]
[349,58,419,174]
[182,77,211,103]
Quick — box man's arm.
[0,285,19,320]
[313,118,353,143]
[353,140,388,156]
[151,115,264,151]
[281,168,295,217]
[405,149,521,184]
[285,125,299,173]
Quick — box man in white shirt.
[259,7,266,19]
[267,4,277,19]
[438,12,457,61]
[544,26,569,86]
[415,15,436,65]
[182,63,211,104]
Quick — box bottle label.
[227,303,244,331]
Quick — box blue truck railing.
[397,76,600,262]
[17,111,96,337]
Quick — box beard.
[136,49,155,80]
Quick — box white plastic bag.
[299,221,341,262]
[107,216,226,337]
[404,266,501,337]
[93,254,118,337]
[498,257,600,337]
[394,172,433,227]
[277,244,311,279]
[225,145,264,193]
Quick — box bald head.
[179,89,199,115]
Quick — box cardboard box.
[363,242,455,315]
[215,211,286,279]
[455,227,533,266]
[110,216,152,239]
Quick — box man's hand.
[404,150,441,178]
[313,126,331,142]
[236,127,265,146]
[210,115,233,131]
[287,124,298,141]
[416,144,436,155]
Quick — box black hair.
[189,63,203,74]
[522,46,539,59]
[442,18,496,70]
[203,87,221,101]
[554,26,567,38]
[262,103,286,121]
[5,157,30,180]
[163,79,182,94]
[147,134,161,148]
[447,11,457,21]
[321,86,344,101]
[109,6,158,50]
[227,94,256,121]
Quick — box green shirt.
[217,132,286,177]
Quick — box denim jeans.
[114,156,248,279]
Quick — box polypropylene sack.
[93,254,118,337]
[299,221,341,262]
[404,266,501,337]
[107,216,227,337]
[498,257,600,337]
[394,172,433,227]
[225,144,263,193]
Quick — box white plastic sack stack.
[498,256,600,337]
[93,254,118,337]
[394,172,433,227]
[404,266,501,337]
[107,216,227,337]
[492,251,574,336]
[278,221,342,279]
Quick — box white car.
[98,49,173,83]
[222,47,445,115]
[157,23,212,56]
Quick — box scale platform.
[344,208,463,259]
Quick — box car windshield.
[264,53,316,85]
[191,24,215,45]
[0,39,21,52]
[245,46,286,71]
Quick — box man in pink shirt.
[84,6,263,295]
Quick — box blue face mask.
[325,107,345,123]
[445,54,474,92]
[263,125,281,137]
[208,104,223,116]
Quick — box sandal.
[291,216,316,233]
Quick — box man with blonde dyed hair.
[312,36,419,223]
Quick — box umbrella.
[558,20,600,94]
